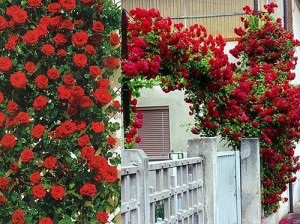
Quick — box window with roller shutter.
[137,106,170,160]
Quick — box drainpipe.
[253,0,259,15]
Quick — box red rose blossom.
[89,65,102,78]
[106,136,116,146]
[43,156,57,169]
[33,95,48,111]
[38,217,53,224]
[79,183,97,197]
[96,211,109,223]
[16,111,30,124]
[96,79,110,89]
[85,44,96,54]
[56,49,67,57]
[0,194,7,205]
[72,31,89,47]
[25,61,36,73]
[73,54,88,68]
[0,112,5,127]
[32,184,46,199]
[50,185,66,200]
[59,0,76,10]
[79,96,93,108]
[6,5,22,17]
[102,165,118,183]
[20,148,34,163]
[10,71,27,89]
[104,56,119,69]
[12,209,25,224]
[0,16,6,30]
[0,91,4,104]
[30,171,42,184]
[47,3,61,13]
[81,146,95,160]
[92,21,104,32]
[42,44,55,56]
[109,32,120,46]
[88,156,108,170]
[0,177,9,190]
[35,75,48,89]
[94,89,112,105]
[12,9,28,25]
[31,124,45,139]
[47,67,60,80]
[81,0,94,4]
[53,33,67,45]
[7,101,19,113]
[77,134,90,147]
[0,56,13,72]
[23,30,39,45]
[1,133,17,150]
[91,122,105,133]
[28,0,42,7]
[57,85,71,100]
[61,19,73,30]
[55,120,76,138]
[63,74,75,85]
[5,35,19,51]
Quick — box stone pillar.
[121,149,150,224]
[188,137,218,224]
[240,138,261,224]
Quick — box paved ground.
[280,204,300,223]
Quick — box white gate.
[217,151,241,224]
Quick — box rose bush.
[122,4,300,213]
[0,0,121,223]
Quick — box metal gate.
[217,151,241,224]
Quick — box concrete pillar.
[240,138,261,224]
[188,137,218,224]
[121,149,150,224]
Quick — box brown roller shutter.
[137,106,170,160]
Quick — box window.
[137,106,170,160]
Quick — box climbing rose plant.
[0,0,121,223]
[122,3,300,213]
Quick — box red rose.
[57,85,71,100]
[72,31,89,47]
[25,61,36,73]
[96,79,110,89]
[28,0,42,7]
[77,134,90,147]
[10,71,27,89]
[47,3,61,13]
[0,112,5,127]
[30,171,42,184]
[12,9,28,25]
[103,56,120,69]
[5,116,17,128]
[81,0,95,4]
[59,0,76,10]
[23,30,39,45]
[50,185,66,200]
[10,162,19,173]
[55,120,76,138]
[88,156,108,170]
[49,16,62,29]
[39,217,53,224]
[89,65,102,78]
[75,120,86,131]
[106,136,116,146]
[63,74,75,86]
[79,96,93,108]
[43,156,57,169]
[85,44,96,55]
[33,95,48,111]
[7,101,19,113]
[92,21,104,32]
[17,111,30,124]
[0,56,13,72]
[112,100,121,109]
[0,177,9,190]
[91,122,105,133]
[96,211,109,223]
[56,49,67,57]
[32,184,46,199]
[20,148,34,163]
[71,86,85,98]
[47,67,60,80]
[109,32,120,46]
[5,35,19,51]
[0,194,7,205]
[31,124,45,139]
[73,54,88,68]
[94,89,112,105]
[102,165,118,183]
[42,44,55,56]
[36,24,48,37]
[6,5,22,16]
[35,75,48,89]
[94,171,104,182]
[89,34,102,45]
[81,146,95,160]
[12,209,25,224]
[61,19,73,30]
[53,33,67,45]
[0,16,6,30]
[79,183,97,197]
[1,134,17,150]
[0,91,4,104]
